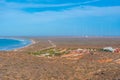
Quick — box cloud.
[0,0,100,9]
[0,0,120,36]
[0,0,120,25]
[0,6,120,24]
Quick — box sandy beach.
[13,39,36,51]
[0,37,120,80]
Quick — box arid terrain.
[0,37,120,80]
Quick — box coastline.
[13,39,36,51]
[0,38,36,51]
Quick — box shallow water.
[0,38,31,51]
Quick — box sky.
[0,0,120,36]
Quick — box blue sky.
[0,0,120,36]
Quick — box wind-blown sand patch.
[97,58,113,63]
[114,59,120,64]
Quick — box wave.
[0,38,32,51]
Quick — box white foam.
[0,38,32,51]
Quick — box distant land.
[0,36,120,79]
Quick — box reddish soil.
[0,37,120,80]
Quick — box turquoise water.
[0,38,31,51]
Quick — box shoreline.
[13,39,36,51]
[0,38,36,51]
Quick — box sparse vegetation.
[28,48,70,57]
[0,37,120,80]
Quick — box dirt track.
[0,37,120,80]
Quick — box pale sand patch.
[13,39,36,51]
[114,59,120,64]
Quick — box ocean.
[0,38,31,51]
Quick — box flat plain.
[0,37,120,80]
